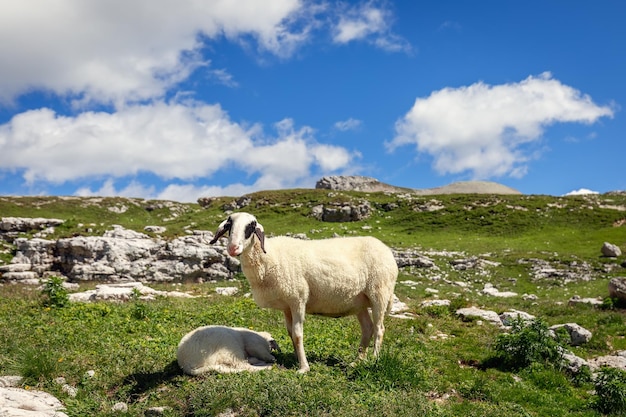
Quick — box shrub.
[41,276,69,308]
[492,318,563,370]
[593,367,626,415]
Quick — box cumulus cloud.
[332,1,411,53]
[0,101,357,201]
[388,73,614,179]
[0,0,309,106]
[564,188,600,196]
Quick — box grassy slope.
[1,190,626,416]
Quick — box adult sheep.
[209,212,398,373]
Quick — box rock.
[0,271,38,282]
[0,217,64,233]
[311,202,372,222]
[215,287,238,296]
[7,225,234,283]
[0,376,23,388]
[314,176,521,195]
[315,176,405,193]
[393,249,436,268]
[389,295,414,319]
[482,283,517,298]
[550,323,592,346]
[112,402,128,412]
[0,263,32,273]
[421,299,451,308]
[145,406,173,416]
[568,295,603,307]
[561,349,589,374]
[144,226,166,234]
[69,282,195,302]
[588,351,626,372]
[456,307,503,327]
[499,310,535,326]
[601,242,622,257]
[608,277,626,302]
[0,386,68,417]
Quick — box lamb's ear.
[209,218,231,244]
[254,227,266,254]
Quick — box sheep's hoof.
[297,366,310,374]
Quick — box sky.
[0,1,624,202]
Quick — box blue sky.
[0,1,623,202]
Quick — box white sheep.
[177,325,279,375]
[209,212,398,373]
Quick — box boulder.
[608,277,626,302]
[0,217,64,233]
[311,202,372,222]
[499,310,535,326]
[456,307,503,327]
[601,242,622,257]
[550,323,592,346]
[0,386,68,417]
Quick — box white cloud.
[0,101,357,200]
[564,188,600,196]
[334,118,362,131]
[332,1,411,53]
[0,0,308,106]
[388,73,614,179]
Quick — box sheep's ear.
[254,227,266,254]
[209,218,231,244]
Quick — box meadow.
[1,190,625,416]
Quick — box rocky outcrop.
[311,202,372,222]
[2,224,239,283]
[316,176,410,193]
[314,176,521,195]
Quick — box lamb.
[209,212,398,373]
[176,325,279,375]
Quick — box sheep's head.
[209,212,266,256]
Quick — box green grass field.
[1,190,625,416]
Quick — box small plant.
[130,287,149,320]
[41,276,69,308]
[492,318,563,370]
[592,367,626,415]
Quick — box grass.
[1,190,626,415]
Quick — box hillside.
[1,189,626,416]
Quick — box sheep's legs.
[370,305,385,357]
[284,308,310,373]
[356,309,374,359]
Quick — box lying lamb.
[209,212,398,373]
[177,325,279,375]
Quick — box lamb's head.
[209,212,266,256]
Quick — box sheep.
[176,325,279,375]
[209,212,398,373]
